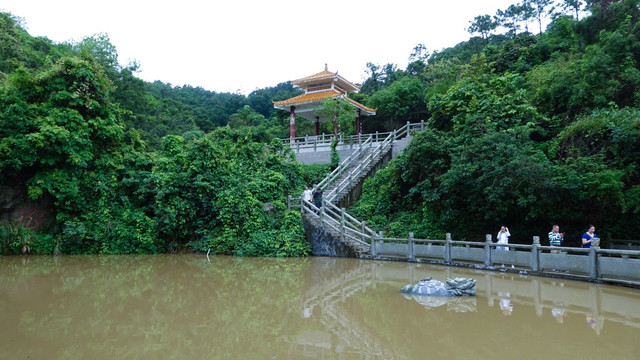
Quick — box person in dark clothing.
[313,188,323,208]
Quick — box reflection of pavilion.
[273,65,376,141]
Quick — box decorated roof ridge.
[290,63,337,84]
[272,89,342,107]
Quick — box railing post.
[361,220,367,245]
[296,141,300,153]
[406,121,410,136]
[375,131,378,142]
[445,233,452,263]
[320,203,325,223]
[531,236,540,272]
[408,232,415,260]
[421,120,425,131]
[340,208,346,243]
[589,238,600,279]
[287,195,292,210]
[371,231,381,257]
[314,139,317,152]
[485,234,492,266]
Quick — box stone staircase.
[299,122,425,257]
[303,214,371,257]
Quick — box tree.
[496,6,521,37]
[527,0,554,34]
[73,33,120,82]
[408,43,430,63]
[561,0,585,20]
[313,99,356,135]
[467,14,499,42]
[368,76,429,130]
[360,62,382,94]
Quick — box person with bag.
[582,225,599,249]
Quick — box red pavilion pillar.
[289,106,296,142]
[315,116,320,136]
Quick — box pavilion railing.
[282,120,427,152]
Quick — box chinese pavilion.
[273,64,376,140]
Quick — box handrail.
[316,135,373,191]
[324,128,396,203]
[283,120,426,147]
[295,121,429,255]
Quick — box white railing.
[292,197,375,249]
[282,120,428,152]
[321,121,426,204]
[288,121,427,252]
[315,135,373,192]
[290,195,640,285]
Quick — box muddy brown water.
[1,255,639,359]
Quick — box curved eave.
[272,90,342,109]
[344,97,376,115]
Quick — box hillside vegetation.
[350,0,640,244]
[0,13,315,255]
[1,0,639,253]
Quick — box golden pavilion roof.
[273,65,375,121]
[289,64,360,93]
[273,89,343,107]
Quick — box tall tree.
[408,43,430,63]
[468,14,499,42]
[496,5,521,37]
[562,0,585,20]
[527,0,554,34]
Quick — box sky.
[2,0,519,94]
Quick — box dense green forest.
[1,0,640,254]
[0,12,323,255]
[351,0,640,245]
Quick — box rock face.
[301,216,357,257]
[0,186,54,231]
[400,277,477,297]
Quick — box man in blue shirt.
[548,224,564,254]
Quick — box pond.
[1,255,639,359]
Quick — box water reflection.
[498,292,513,315]
[402,293,477,312]
[551,302,567,324]
[0,256,639,359]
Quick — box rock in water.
[400,277,476,297]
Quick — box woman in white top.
[496,226,511,251]
[302,186,313,203]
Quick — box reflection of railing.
[366,264,640,331]
[297,260,402,360]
